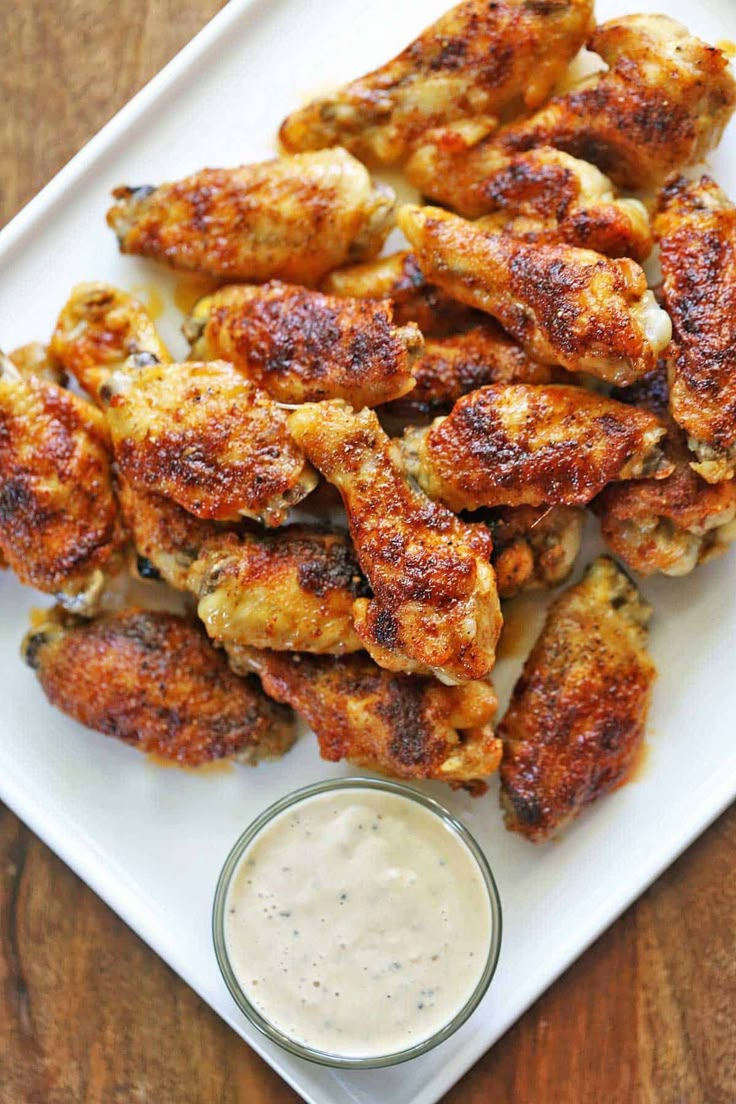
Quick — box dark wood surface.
[1,4,734,1102]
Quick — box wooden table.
[1,4,734,1102]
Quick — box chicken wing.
[51,283,170,402]
[279,0,593,164]
[106,150,395,286]
[593,369,736,575]
[401,383,671,511]
[187,526,366,654]
[406,144,652,260]
[654,175,736,483]
[228,645,501,787]
[184,282,422,407]
[101,358,317,524]
[0,354,124,611]
[9,342,66,386]
[22,608,295,766]
[485,505,584,599]
[288,401,502,683]
[398,205,671,384]
[484,15,736,191]
[321,250,483,337]
[499,556,655,841]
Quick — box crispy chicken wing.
[398,205,671,384]
[401,383,671,511]
[654,175,736,483]
[106,150,395,286]
[485,15,736,190]
[499,556,655,841]
[22,608,295,766]
[593,369,736,575]
[184,282,422,407]
[0,355,124,611]
[485,505,584,598]
[279,0,593,164]
[101,358,317,524]
[228,646,501,787]
[51,283,170,402]
[406,144,652,260]
[288,401,502,683]
[9,343,66,386]
[187,526,366,654]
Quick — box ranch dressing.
[223,788,493,1058]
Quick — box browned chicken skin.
[22,608,295,766]
[228,645,501,788]
[101,358,317,524]
[106,150,395,286]
[487,15,736,190]
[485,505,584,598]
[499,556,656,841]
[654,174,736,483]
[401,383,671,511]
[398,205,671,384]
[279,0,593,164]
[288,401,502,684]
[185,282,422,407]
[0,355,124,612]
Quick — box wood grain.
[1,3,734,1103]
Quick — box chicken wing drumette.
[184,282,422,407]
[654,175,736,483]
[101,358,317,524]
[279,0,593,164]
[228,646,501,788]
[485,505,585,599]
[288,401,502,683]
[499,556,656,841]
[398,205,671,385]
[0,354,124,612]
[401,384,671,511]
[107,150,395,286]
[22,608,295,766]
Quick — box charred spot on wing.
[372,607,400,649]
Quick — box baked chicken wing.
[288,401,502,683]
[279,0,593,164]
[184,282,422,407]
[398,205,671,384]
[187,526,366,654]
[499,556,655,841]
[0,355,124,611]
[22,608,295,766]
[486,15,736,190]
[654,174,736,483]
[228,646,501,788]
[485,505,584,599]
[9,342,66,386]
[51,283,170,402]
[101,358,317,524]
[401,383,671,511]
[107,150,395,286]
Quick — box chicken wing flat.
[51,283,170,403]
[107,150,394,286]
[485,505,584,599]
[22,608,295,766]
[406,144,652,261]
[398,205,671,385]
[279,0,593,164]
[321,250,482,337]
[0,355,124,611]
[228,645,501,787]
[593,369,736,576]
[499,556,655,841]
[187,526,366,654]
[288,401,502,683]
[102,359,317,524]
[9,342,66,386]
[401,383,671,511]
[486,15,736,191]
[184,282,422,407]
[654,175,736,484]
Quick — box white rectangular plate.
[1,2,735,1102]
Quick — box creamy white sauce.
[223,789,493,1058]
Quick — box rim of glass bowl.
[212,776,503,1069]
